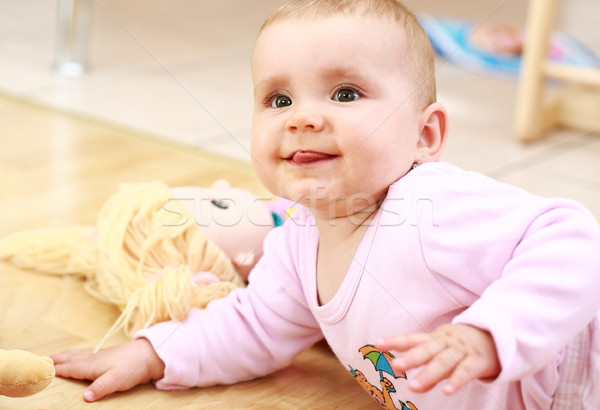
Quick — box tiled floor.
[1,0,599,217]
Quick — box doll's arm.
[0,349,55,398]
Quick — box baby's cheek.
[252,162,277,191]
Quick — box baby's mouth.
[286,151,336,165]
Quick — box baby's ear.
[417,102,448,161]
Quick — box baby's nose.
[285,109,324,133]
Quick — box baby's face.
[251,14,423,218]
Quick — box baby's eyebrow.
[253,66,370,96]
[321,66,365,81]
[254,75,286,96]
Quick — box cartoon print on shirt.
[349,344,418,410]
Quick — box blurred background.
[1,0,599,216]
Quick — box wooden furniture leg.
[515,0,600,141]
[514,0,559,142]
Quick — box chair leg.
[514,0,559,141]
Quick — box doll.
[0,181,276,350]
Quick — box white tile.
[497,165,600,219]
[527,136,600,188]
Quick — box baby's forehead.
[251,17,414,98]
[253,14,409,59]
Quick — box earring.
[411,156,423,170]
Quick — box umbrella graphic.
[359,344,406,391]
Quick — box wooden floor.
[0,95,375,409]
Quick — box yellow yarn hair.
[0,182,243,350]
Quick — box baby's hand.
[375,324,501,395]
[52,338,165,402]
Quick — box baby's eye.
[270,95,292,108]
[333,88,360,102]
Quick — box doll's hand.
[52,338,165,402]
[375,324,501,395]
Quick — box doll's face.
[170,181,274,280]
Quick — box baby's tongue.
[292,151,331,164]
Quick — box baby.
[52,1,600,408]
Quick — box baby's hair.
[260,0,436,109]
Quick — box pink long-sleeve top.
[136,161,600,409]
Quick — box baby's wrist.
[135,338,166,381]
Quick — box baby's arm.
[375,323,501,395]
[377,171,600,395]
[52,338,165,402]
[135,211,322,390]
[53,216,321,398]
[406,176,600,393]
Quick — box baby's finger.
[53,361,90,380]
[51,349,94,364]
[84,370,125,402]
[407,346,466,392]
[375,332,430,352]
[391,336,450,371]
[443,354,493,395]
[52,351,102,380]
